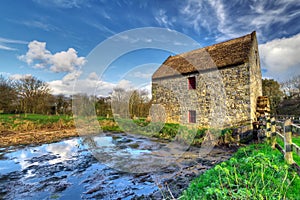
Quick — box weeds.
[180,144,300,200]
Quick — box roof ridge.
[152,31,257,80]
[173,31,254,58]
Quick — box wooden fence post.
[284,119,294,164]
[271,117,276,149]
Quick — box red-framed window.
[188,77,196,89]
[189,110,196,123]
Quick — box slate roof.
[152,31,256,79]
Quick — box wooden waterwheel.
[253,96,271,141]
[256,96,270,117]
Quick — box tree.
[72,93,96,117]
[53,94,72,115]
[277,75,300,115]
[281,75,300,98]
[0,75,17,113]
[95,96,112,117]
[111,87,130,118]
[111,88,152,118]
[15,76,51,114]
[129,89,151,118]
[262,79,284,114]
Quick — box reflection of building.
[152,31,262,127]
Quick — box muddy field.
[0,132,236,199]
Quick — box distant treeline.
[0,75,151,118]
[1,74,299,117]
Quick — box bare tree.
[291,75,300,96]
[111,87,130,118]
[281,75,300,98]
[15,76,51,114]
[129,89,151,118]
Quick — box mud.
[0,132,236,199]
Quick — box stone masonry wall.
[152,63,252,127]
[249,35,263,122]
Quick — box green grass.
[293,136,300,146]
[180,143,300,200]
[0,113,74,131]
[293,136,300,165]
[0,113,72,123]
[276,135,300,166]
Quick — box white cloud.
[130,71,153,79]
[33,0,88,8]
[62,70,82,82]
[116,79,133,89]
[180,0,300,43]
[180,0,209,33]
[0,37,27,44]
[88,72,99,80]
[233,0,299,42]
[9,74,32,80]
[208,0,243,42]
[19,40,86,73]
[155,9,174,27]
[0,37,27,51]
[244,1,292,29]
[48,71,129,96]
[19,40,51,66]
[21,20,58,32]
[0,44,16,51]
[85,21,116,36]
[50,48,86,72]
[8,18,59,32]
[208,0,225,30]
[47,80,71,95]
[259,33,300,81]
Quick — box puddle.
[0,132,235,199]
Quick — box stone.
[151,31,262,127]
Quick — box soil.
[0,128,79,148]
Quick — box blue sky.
[0,0,300,96]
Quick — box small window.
[189,110,196,123]
[188,77,196,89]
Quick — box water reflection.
[0,134,161,199]
[0,133,234,199]
[0,134,156,176]
[0,139,81,176]
[46,139,79,165]
[83,134,186,173]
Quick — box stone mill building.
[151,31,262,127]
